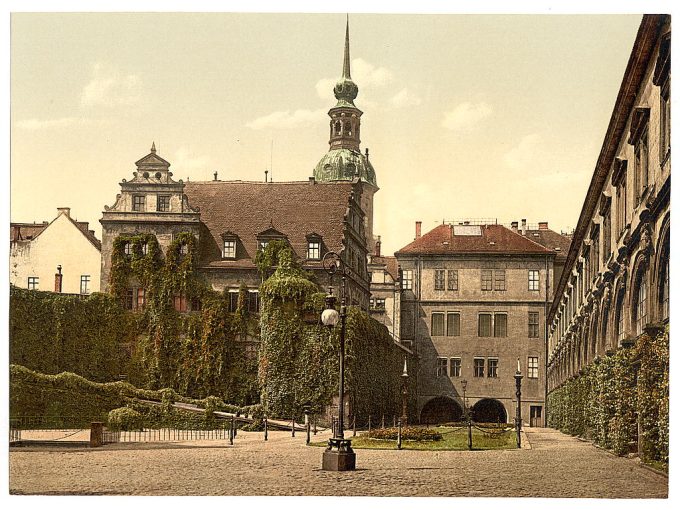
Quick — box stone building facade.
[368,237,401,341]
[11,208,101,295]
[396,221,569,426]
[546,15,670,394]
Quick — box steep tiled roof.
[71,219,102,251]
[370,255,399,280]
[396,224,554,256]
[522,229,572,260]
[183,180,355,268]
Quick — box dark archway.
[419,397,463,424]
[471,399,507,423]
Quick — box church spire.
[342,15,351,80]
[333,17,358,108]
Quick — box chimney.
[415,221,422,239]
[54,265,63,293]
[511,221,518,232]
[375,236,381,257]
[521,218,527,235]
[57,207,71,218]
[538,221,549,230]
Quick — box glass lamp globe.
[321,308,340,327]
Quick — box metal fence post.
[306,421,311,445]
[352,415,356,437]
[382,414,385,429]
[313,419,317,435]
[397,419,402,450]
[264,416,268,441]
[230,417,235,445]
[292,416,296,437]
[467,416,473,451]
[368,415,371,434]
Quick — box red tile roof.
[396,224,555,256]
[522,229,572,260]
[184,180,355,268]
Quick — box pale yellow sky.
[11,12,643,255]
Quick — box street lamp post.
[514,358,524,449]
[461,379,472,451]
[321,252,356,471]
[401,357,409,427]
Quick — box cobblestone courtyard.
[9,428,668,497]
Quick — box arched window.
[345,121,352,137]
[634,268,648,336]
[334,121,342,135]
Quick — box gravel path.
[9,427,668,497]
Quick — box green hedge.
[10,364,263,425]
[9,286,136,382]
[547,326,668,466]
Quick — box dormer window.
[132,195,146,212]
[256,225,286,252]
[223,239,236,259]
[306,233,322,260]
[258,240,269,251]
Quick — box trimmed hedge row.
[547,326,668,466]
[10,364,263,424]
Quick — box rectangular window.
[488,358,498,378]
[661,81,671,160]
[473,358,485,378]
[27,276,39,290]
[374,298,386,309]
[191,297,202,312]
[616,178,627,234]
[494,270,506,291]
[228,291,239,313]
[80,275,91,295]
[446,312,460,337]
[124,289,134,310]
[478,313,492,337]
[136,288,146,311]
[434,269,445,290]
[591,228,600,277]
[223,240,236,259]
[528,356,539,379]
[494,313,507,337]
[528,270,540,291]
[157,195,171,212]
[132,195,146,212]
[123,241,132,256]
[248,291,259,313]
[402,269,413,290]
[481,269,493,291]
[528,311,539,338]
[141,242,148,255]
[634,125,649,204]
[174,293,188,313]
[436,358,448,377]
[603,208,611,264]
[450,357,461,377]
[307,241,321,260]
[447,269,458,291]
[431,312,445,336]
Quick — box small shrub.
[108,407,144,431]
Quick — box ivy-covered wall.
[9,286,136,382]
[257,244,410,423]
[547,326,668,467]
[10,364,262,424]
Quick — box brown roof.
[396,224,554,256]
[522,229,572,260]
[184,180,355,268]
[10,223,48,242]
[371,255,399,280]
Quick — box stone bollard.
[90,422,104,447]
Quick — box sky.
[10,12,644,256]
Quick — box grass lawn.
[310,426,518,451]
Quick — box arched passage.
[419,397,463,424]
[471,398,508,423]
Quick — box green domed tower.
[314,19,378,252]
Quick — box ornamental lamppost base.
[322,438,356,471]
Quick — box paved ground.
[9,427,668,497]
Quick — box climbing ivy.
[547,326,668,468]
[257,242,409,423]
